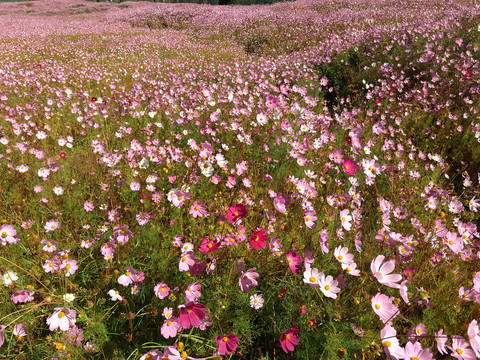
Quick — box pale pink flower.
[46,307,76,331]
[371,255,402,289]
[318,273,340,299]
[239,268,259,293]
[303,267,321,287]
[161,318,181,339]
[403,341,433,360]
[44,220,60,232]
[450,335,476,360]
[467,320,480,358]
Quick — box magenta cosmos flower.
[216,333,239,355]
[177,302,207,329]
[227,203,248,223]
[342,158,357,175]
[249,229,268,250]
[286,252,302,274]
[199,236,220,254]
[279,328,300,353]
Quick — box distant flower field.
[1,0,480,359]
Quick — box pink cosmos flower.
[334,246,354,264]
[43,258,61,274]
[286,252,302,274]
[342,158,357,175]
[249,229,268,250]
[140,350,164,360]
[199,236,220,254]
[239,268,259,293]
[44,220,60,233]
[279,328,300,353]
[83,201,94,212]
[381,325,405,360]
[179,251,196,272]
[371,292,399,323]
[318,273,340,299]
[129,181,140,192]
[136,212,152,226]
[177,302,207,330]
[436,329,448,355]
[185,282,201,302]
[81,237,95,249]
[304,211,317,229]
[66,325,84,346]
[13,323,27,340]
[303,267,321,287]
[339,209,352,231]
[41,239,58,252]
[171,190,190,208]
[0,325,5,347]
[273,194,290,213]
[227,204,248,223]
[161,318,181,339]
[250,294,264,309]
[118,267,137,287]
[467,320,480,358]
[189,201,209,218]
[216,333,239,355]
[0,224,19,245]
[474,272,480,293]
[403,341,433,360]
[450,335,476,360]
[113,224,133,244]
[371,255,402,289]
[154,282,170,299]
[46,307,76,331]
[11,289,35,304]
[61,259,78,277]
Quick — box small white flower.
[63,293,75,303]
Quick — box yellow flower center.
[309,277,316,283]
[222,336,229,342]
[58,311,66,318]
[325,285,330,291]
[338,255,343,260]
[167,321,172,326]
[457,349,463,355]
[375,304,380,310]
[66,264,71,269]
[384,341,391,347]
[285,334,290,340]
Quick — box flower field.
[1,0,480,358]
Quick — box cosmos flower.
[216,333,239,355]
[279,328,300,353]
[46,307,76,331]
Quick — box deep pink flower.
[249,229,268,250]
[286,252,302,274]
[279,328,300,353]
[199,236,220,254]
[227,204,248,223]
[342,158,357,175]
[216,333,239,355]
[177,302,207,330]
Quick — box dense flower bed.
[1,0,480,359]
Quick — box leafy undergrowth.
[1,0,480,359]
